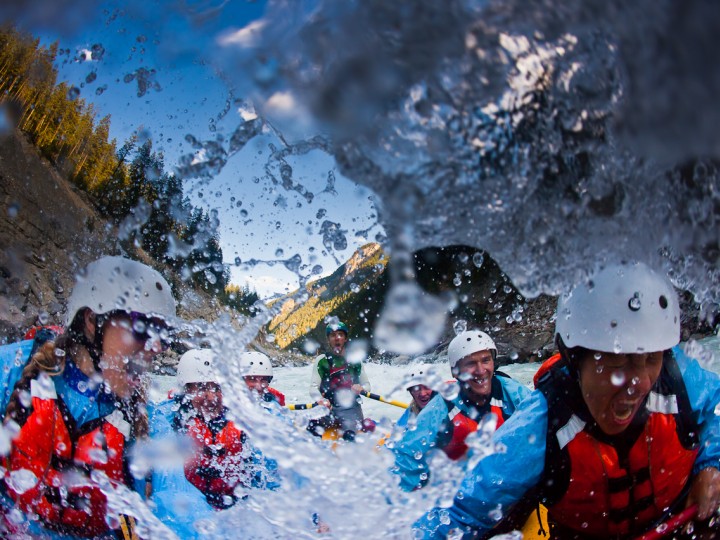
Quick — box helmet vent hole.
[659,295,668,309]
[155,282,163,291]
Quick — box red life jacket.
[318,354,362,399]
[438,373,509,461]
[5,374,131,537]
[536,352,699,538]
[183,416,249,507]
[267,387,285,406]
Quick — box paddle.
[286,401,322,410]
[119,514,139,540]
[361,391,409,409]
[634,505,698,540]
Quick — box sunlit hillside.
[267,243,389,350]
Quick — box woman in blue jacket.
[415,262,720,539]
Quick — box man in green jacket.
[308,320,371,438]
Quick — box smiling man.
[391,330,530,491]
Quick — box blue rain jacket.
[414,346,720,538]
[393,375,530,492]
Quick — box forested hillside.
[268,243,389,350]
[0,25,259,338]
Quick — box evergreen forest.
[0,26,259,315]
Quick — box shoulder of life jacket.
[267,387,285,406]
[6,374,131,536]
[536,351,700,537]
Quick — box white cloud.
[231,268,298,299]
[217,19,267,48]
[264,91,297,114]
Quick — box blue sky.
[30,1,383,298]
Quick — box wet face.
[98,313,168,399]
[244,375,273,394]
[408,384,434,410]
[455,350,495,405]
[578,351,664,435]
[185,382,224,420]
[327,330,348,355]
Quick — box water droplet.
[234,257,242,266]
[265,334,276,343]
[303,339,319,354]
[488,505,503,521]
[275,248,284,258]
[6,508,24,525]
[628,292,641,311]
[453,320,468,334]
[346,340,367,364]
[6,469,38,494]
[373,282,446,355]
[67,86,80,100]
[350,282,360,293]
[611,370,626,386]
[472,252,484,268]
[335,388,356,408]
[7,202,19,219]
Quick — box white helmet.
[406,366,429,390]
[556,262,680,354]
[65,256,176,325]
[177,349,218,387]
[447,330,497,371]
[239,351,274,378]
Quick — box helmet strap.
[556,335,579,380]
[76,312,106,372]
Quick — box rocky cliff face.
[0,128,222,343]
[267,242,558,361]
[0,129,111,340]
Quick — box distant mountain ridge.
[267,243,389,350]
[266,242,558,361]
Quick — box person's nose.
[474,362,488,377]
